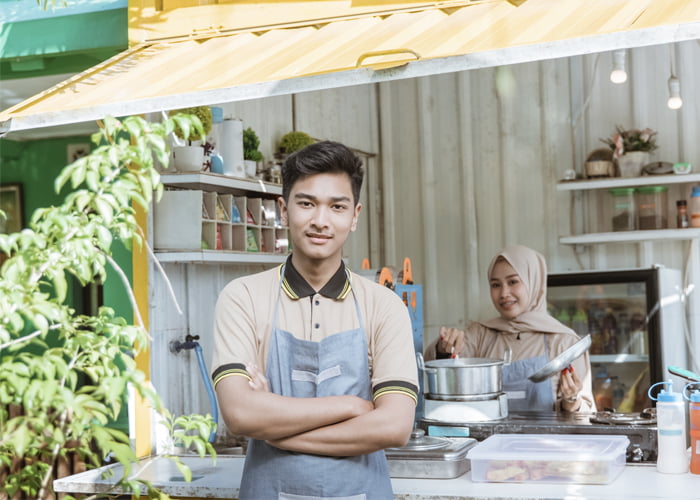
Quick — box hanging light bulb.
[610,50,627,84]
[667,76,683,109]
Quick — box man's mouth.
[307,232,332,243]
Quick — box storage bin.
[609,188,636,231]
[467,434,629,484]
[636,186,668,229]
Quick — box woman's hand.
[437,326,466,356]
[245,362,270,392]
[559,366,583,411]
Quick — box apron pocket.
[291,365,342,385]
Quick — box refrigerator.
[547,266,688,413]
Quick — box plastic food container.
[636,186,668,229]
[609,188,636,231]
[467,434,629,484]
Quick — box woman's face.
[489,259,530,320]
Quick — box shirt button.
[315,300,320,306]
[315,323,320,329]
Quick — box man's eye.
[332,204,348,211]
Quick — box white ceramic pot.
[173,146,204,172]
[617,151,649,178]
[244,160,258,178]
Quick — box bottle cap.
[692,185,700,197]
[683,382,700,402]
[648,380,683,402]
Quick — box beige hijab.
[477,245,575,336]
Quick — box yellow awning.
[2,0,699,136]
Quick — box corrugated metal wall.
[151,41,700,427]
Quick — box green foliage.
[0,114,215,498]
[168,106,213,144]
[277,131,314,155]
[243,127,264,162]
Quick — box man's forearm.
[266,394,416,456]
[216,376,373,440]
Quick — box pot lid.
[391,428,449,451]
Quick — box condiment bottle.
[684,382,700,475]
[690,185,700,228]
[648,380,688,473]
[676,200,689,228]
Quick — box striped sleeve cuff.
[212,363,251,388]
[372,380,418,405]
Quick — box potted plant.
[169,106,213,172]
[276,131,315,158]
[243,127,264,178]
[601,126,658,178]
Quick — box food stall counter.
[54,455,697,499]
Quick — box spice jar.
[691,185,700,228]
[677,200,690,228]
[609,188,636,231]
[636,186,668,230]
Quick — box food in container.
[609,188,636,231]
[636,186,668,230]
[468,434,629,484]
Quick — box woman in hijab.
[426,245,595,413]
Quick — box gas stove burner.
[589,408,656,425]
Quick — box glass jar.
[636,186,668,230]
[609,188,636,231]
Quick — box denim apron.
[238,270,394,500]
[502,336,555,412]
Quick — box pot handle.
[415,352,436,374]
[502,347,512,366]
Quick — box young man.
[211,141,419,499]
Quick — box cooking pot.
[417,351,511,397]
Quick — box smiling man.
[211,141,418,499]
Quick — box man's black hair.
[282,141,364,205]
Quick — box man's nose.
[311,206,330,227]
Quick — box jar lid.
[692,185,700,196]
[636,186,668,194]
[609,188,635,195]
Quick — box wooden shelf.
[160,172,282,196]
[560,228,700,245]
[155,250,288,264]
[556,173,700,191]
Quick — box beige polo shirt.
[212,258,418,403]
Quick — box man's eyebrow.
[293,192,352,203]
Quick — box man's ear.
[278,197,288,226]
[351,202,362,232]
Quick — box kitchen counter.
[54,455,698,499]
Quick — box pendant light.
[667,48,682,110]
[610,50,627,84]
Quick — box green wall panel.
[0,136,134,320]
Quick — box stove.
[418,410,658,463]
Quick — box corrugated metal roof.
[1,0,699,136]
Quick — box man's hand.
[245,362,270,392]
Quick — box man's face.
[279,172,361,265]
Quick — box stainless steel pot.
[417,351,511,397]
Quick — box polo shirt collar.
[281,257,351,300]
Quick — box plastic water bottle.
[684,382,700,475]
[648,380,688,473]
